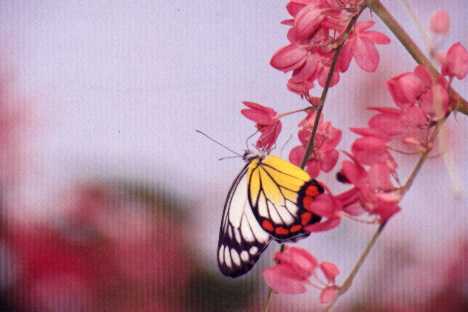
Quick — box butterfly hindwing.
[217,162,272,278]
[247,155,323,241]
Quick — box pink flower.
[441,42,468,80]
[304,193,342,232]
[289,112,341,177]
[263,247,318,294]
[366,106,433,151]
[350,134,396,170]
[293,2,326,40]
[387,65,449,116]
[430,10,450,34]
[339,21,390,72]
[263,246,341,300]
[364,66,450,151]
[286,1,319,18]
[320,262,340,284]
[241,101,282,151]
[275,246,319,279]
[338,155,401,222]
[263,264,310,294]
[287,76,314,94]
[271,45,329,95]
[387,66,432,107]
[270,44,309,73]
[271,0,365,94]
[320,286,338,304]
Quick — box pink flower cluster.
[271,0,390,95]
[334,42,468,223]
[240,4,468,304]
[289,111,342,178]
[6,183,191,312]
[263,246,340,304]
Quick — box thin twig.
[262,6,367,312]
[277,106,313,119]
[299,5,367,169]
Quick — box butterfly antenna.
[196,129,242,157]
[218,155,242,161]
[245,130,258,150]
[280,133,294,157]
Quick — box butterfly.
[217,150,324,277]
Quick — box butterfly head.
[242,149,266,162]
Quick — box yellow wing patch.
[262,155,310,182]
[259,168,282,204]
[247,155,311,208]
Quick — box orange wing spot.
[303,196,312,208]
[262,219,274,233]
[290,224,303,233]
[306,185,319,197]
[301,212,313,225]
[275,227,289,236]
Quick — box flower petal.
[320,286,338,304]
[263,264,307,294]
[320,262,340,283]
[275,246,319,278]
[294,4,324,40]
[430,10,450,34]
[353,37,379,72]
[271,44,308,72]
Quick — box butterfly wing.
[217,162,272,278]
[248,155,323,241]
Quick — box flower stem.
[262,6,367,312]
[264,289,273,312]
[299,4,367,169]
[366,0,468,115]
[402,118,447,192]
[277,106,312,119]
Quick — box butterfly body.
[217,153,323,277]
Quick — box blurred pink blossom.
[430,10,450,34]
[441,42,468,80]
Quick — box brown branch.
[366,0,468,115]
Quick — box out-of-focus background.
[0,1,467,311]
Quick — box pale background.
[0,0,467,310]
